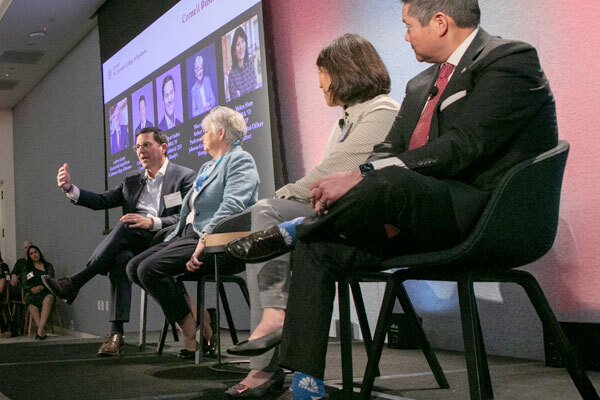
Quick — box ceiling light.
[29,31,46,38]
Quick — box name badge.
[337,122,353,142]
[164,191,183,209]
[26,272,34,280]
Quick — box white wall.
[0,109,16,267]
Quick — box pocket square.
[440,90,467,111]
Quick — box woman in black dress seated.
[23,245,55,339]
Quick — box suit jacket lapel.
[429,29,491,141]
[397,66,438,149]
[196,152,229,196]
[158,162,176,215]
[129,173,146,211]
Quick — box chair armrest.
[150,225,177,247]
[212,209,252,234]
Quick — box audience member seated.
[0,253,10,334]
[226,1,558,398]
[127,106,259,360]
[9,240,33,336]
[23,245,55,340]
[41,127,195,357]
[223,33,400,398]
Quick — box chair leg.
[157,318,169,355]
[338,277,354,398]
[219,282,239,344]
[139,289,148,351]
[27,311,33,338]
[510,270,600,400]
[359,277,397,400]
[170,323,179,342]
[235,278,251,307]
[457,275,493,400]
[395,280,449,389]
[54,307,63,330]
[350,282,381,378]
[197,278,207,364]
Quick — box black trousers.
[126,225,240,325]
[71,221,154,323]
[280,167,481,379]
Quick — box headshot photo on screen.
[109,98,129,155]
[186,43,218,119]
[132,82,155,135]
[156,65,184,131]
[222,15,263,102]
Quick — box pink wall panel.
[266,0,600,322]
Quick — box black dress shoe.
[225,368,285,398]
[42,275,79,304]
[203,308,218,358]
[178,343,217,360]
[226,226,291,263]
[227,327,283,357]
[178,348,195,360]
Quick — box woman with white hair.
[127,106,259,359]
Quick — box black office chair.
[138,224,178,350]
[151,210,253,362]
[337,270,449,398]
[341,141,597,399]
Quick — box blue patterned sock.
[290,372,326,400]
[277,217,305,245]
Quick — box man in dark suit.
[43,127,195,356]
[227,0,558,398]
[134,95,154,134]
[157,75,182,131]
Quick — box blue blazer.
[166,145,259,238]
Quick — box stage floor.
[0,329,598,399]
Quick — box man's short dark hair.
[316,33,391,105]
[162,75,175,97]
[136,127,168,145]
[404,0,480,28]
[139,95,146,106]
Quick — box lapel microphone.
[338,118,345,129]
[140,177,148,185]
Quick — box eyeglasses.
[133,141,157,152]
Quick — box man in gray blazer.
[227,0,558,398]
[43,127,195,356]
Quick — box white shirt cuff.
[150,216,162,232]
[371,157,407,170]
[66,185,80,201]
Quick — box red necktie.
[408,63,455,150]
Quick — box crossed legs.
[241,198,314,388]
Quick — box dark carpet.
[0,340,284,400]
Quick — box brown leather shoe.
[226,226,291,263]
[42,275,79,304]
[97,333,125,357]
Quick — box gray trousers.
[247,198,315,371]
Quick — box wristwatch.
[359,162,374,177]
